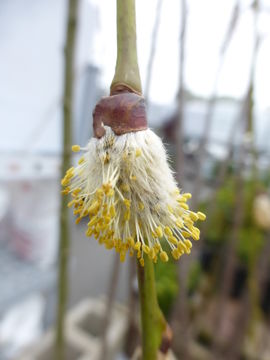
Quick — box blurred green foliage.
[154,248,179,317]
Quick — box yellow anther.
[178,241,187,252]
[149,248,156,259]
[61,188,70,195]
[197,211,206,221]
[191,229,200,241]
[78,157,85,164]
[130,175,137,181]
[135,148,142,157]
[154,243,161,251]
[184,239,192,249]
[88,216,98,227]
[104,216,111,224]
[109,205,116,218]
[142,244,150,254]
[183,193,192,200]
[160,251,169,262]
[75,217,82,225]
[176,219,184,228]
[107,189,114,197]
[103,153,110,164]
[155,226,163,238]
[172,248,181,260]
[127,237,135,247]
[105,241,114,250]
[173,188,180,195]
[189,212,199,221]
[66,167,75,175]
[72,145,80,152]
[167,205,174,213]
[138,202,145,211]
[85,228,93,237]
[68,199,76,208]
[72,188,81,196]
[120,184,130,192]
[102,183,112,194]
[88,200,100,215]
[180,202,189,210]
[73,208,81,215]
[139,258,145,267]
[120,252,126,262]
[181,231,191,238]
[137,250,141,259]
[61,178,70,186]
[134,241,141,251]
[168,236,178,245]
[123,198,131,208]
[129,249,134,257]
[164,226,173,237]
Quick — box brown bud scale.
[93,93,148,138]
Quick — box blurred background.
[1,0,270,359]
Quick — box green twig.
[110,0,142,95]
[137,256,166,360]
[55,1,79,359]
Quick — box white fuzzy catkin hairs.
[62,125,206,266]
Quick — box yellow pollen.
[172,248,181,260]
[197,211,206,221]
[139,258,145,267]
[155,226,163,238]
[72,188,81,196]
[109,205,116,218]
[78,157,85,164]
[88,201,100,215]
[181,231,191,238]
[130,175,137,181]
[68,200,76,208]
[107,189,115,197]
[75,217,82,224]
[180,202,189,210]
[176,219,184,228]
[167,205,174,213]
[123,198,131,208]
[120,252,126,262]
[189,212,199,221]
[127,237,135,247]
[168,236,178,245]
[72,145,81,152]
[164,226,173,237]
[183,193,192,200]
[134,242,141,251]
[121,184,130,192]
[61,188,70,195]
[160,251,169,262]
[142,244,150,254]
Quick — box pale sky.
[0,0,269,153]
[91,0,270,109]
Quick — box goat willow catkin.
[61,92,206,266]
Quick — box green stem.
[137,256,166,360]
[111,0,166,357]
[110,0,142,95]
[55,1,78,359]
